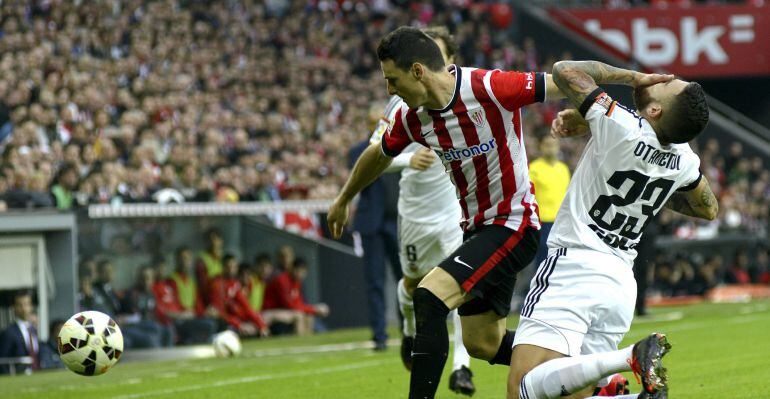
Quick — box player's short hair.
[660,82,709,144]
[377,26,445,72]
[422,26,458,61]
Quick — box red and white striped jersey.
[381,65,546,233]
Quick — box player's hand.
[239,323,257,336]
[551,109,589,138]
[259,327,270,338]
[633,72,674,87]
[314,303,330,317]
[327,198,350,239]
[409,148,435,171]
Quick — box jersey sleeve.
[488,70,546,111]
[380,108,413,157]
[676,147,703,191]
[581,88,642,148]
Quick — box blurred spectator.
[152,258,217,345]
[122,266,174,347]
[241,253,274,313]
[91,260,123,316]
[263,258,330,336]
[725,249,752,284]
[195,228,225,297]
[168,247,209,317]
[51,163,79,210]
[208,254,269,337]
[690,255,719,296]
[39,319,65,370]
[751,246,769,284]
[275,245,295,273]
[0,291,39,374]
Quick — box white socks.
[520,346,634,399]
[397,278,416,337]
[451,309,470,371]
[398,278,470,372]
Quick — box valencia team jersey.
[371,95,460,225]
[381,65,546,232]
[548,90,702,265]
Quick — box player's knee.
[403,276,421,296]
[413,287,449,324]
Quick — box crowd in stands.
[76,229,328,349]
[649,245,769,297]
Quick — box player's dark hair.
[660,82,709,144]
[422,26,458,61]
[377,26,445,72]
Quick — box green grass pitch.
[2,300,768,399]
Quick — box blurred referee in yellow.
[529,135,570,267]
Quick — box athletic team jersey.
[548,90,702,265]
[371,95,460,224]
[381,65,546,232]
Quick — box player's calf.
[409,287,451,398]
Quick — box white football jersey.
[548,92,702,266]
[371,96,461,224]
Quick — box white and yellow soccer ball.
[58,311,123,376]
[212,330,242,357]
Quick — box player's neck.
[423,70,457,110]
[640,113,671,146]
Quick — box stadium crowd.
[0,0,767,344]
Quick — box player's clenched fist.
[327,198,350,239]
[551,109,589,138]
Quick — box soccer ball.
[212,330,242,357]
[58,311,123,376]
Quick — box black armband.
[578,87,606,117]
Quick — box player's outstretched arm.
[327,143,393,238]
[551,60,673,109]
[664,176,718,221]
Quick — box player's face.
[634,79,688,114]
[381,59,426,108]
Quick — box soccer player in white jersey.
[369,27,476,396]
[509,61,718,399]
[328,26,568,398]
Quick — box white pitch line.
[631,311,684,324]
[111,359,391,399]
[249,338,400,358]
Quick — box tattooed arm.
[664,176,719,221]
[551,61,673,109]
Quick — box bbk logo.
[585,14,755,66]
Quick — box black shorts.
[438,224,539,317]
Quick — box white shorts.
[398,216,463,279]
[513,247,637,357]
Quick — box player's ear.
[411,63,424,80]
[646,102,663,120]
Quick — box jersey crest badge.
[469,108,486,128]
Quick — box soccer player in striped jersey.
[327,26,566,398]
[510,62,716,399]
[370,27,476,396]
